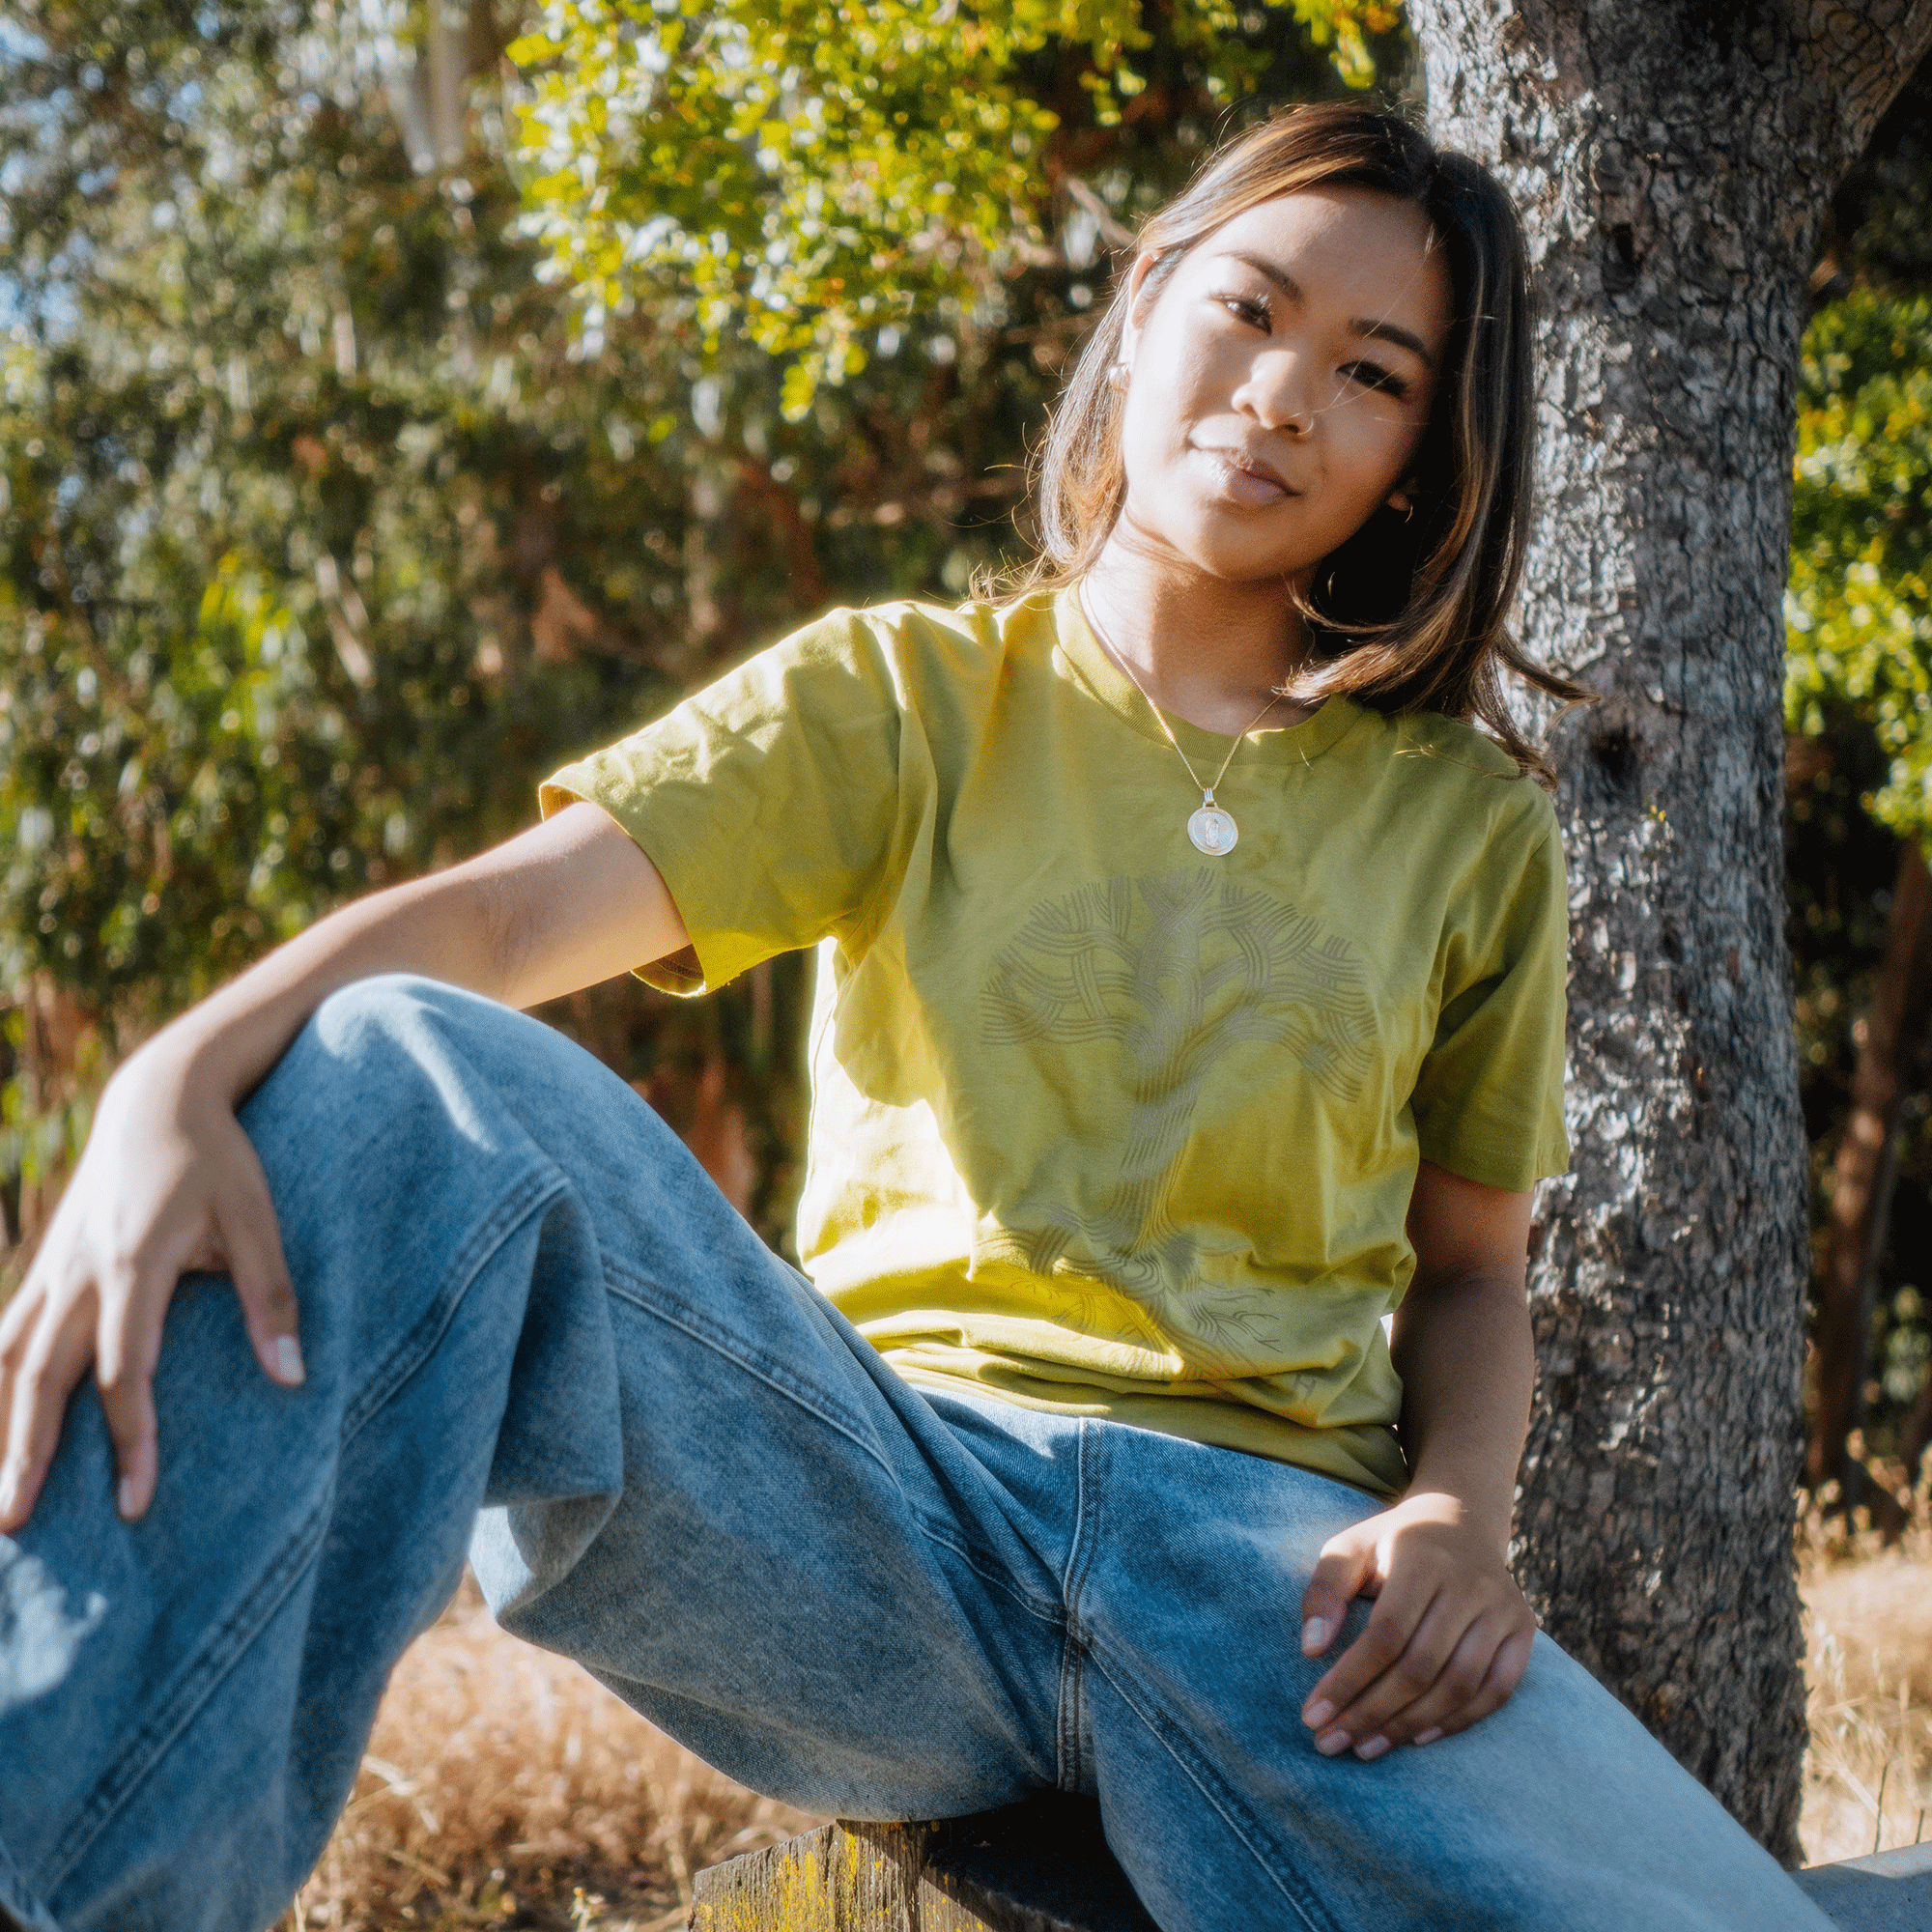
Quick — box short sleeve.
[538,610,904,995]
[1408,816,1571,1191]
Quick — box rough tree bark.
[1808,839,1932,1508]
[1410,0,1932,1857]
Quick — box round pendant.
[1187,804,1239,856]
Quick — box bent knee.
[311,972,489,1047]
[241,976,510,1149]
[296,973,623,1137]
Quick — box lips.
[1196,444,1299,503]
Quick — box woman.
[0,104,1829,1931]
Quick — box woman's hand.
[0,1038,301,1533]
[1296,1489,1535,1759]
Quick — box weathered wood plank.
[687,1797,1159,1932]
[687,1819,933,1931]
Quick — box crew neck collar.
[1053,584,1363,769]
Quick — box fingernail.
[118,1473,139,1520]
[1303,1698,1335,1730]
[1300,1616,1329,1654]
[1354,1735,1390,1761]
[273,1335,306,1385]
[0,1466,16,1521]
[1315,1729,1351,1756]
[1414,1727,1444,1747]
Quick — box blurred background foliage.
[5,0,1932,1513]
[1787,56,1932,1521]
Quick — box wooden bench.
[687,1797,1154,1931]
[687,1796,1932,1930]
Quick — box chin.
[1162,523,1317,587]
[1117,502,1325,588]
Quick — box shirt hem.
[892,1364,1405,1501]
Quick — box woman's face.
[1115,185,1453,588]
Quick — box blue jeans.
[0,978,1829,1931]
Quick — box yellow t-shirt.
[542,589,1570,1497]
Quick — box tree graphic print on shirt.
[979,867,1377,1375]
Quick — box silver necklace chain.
[1080,585,1283,856]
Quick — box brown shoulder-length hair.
[1002,101,1585,783]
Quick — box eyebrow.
[1221,250,1436,367]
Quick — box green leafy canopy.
[507,0,1399,412]
[1787,290,1932,851]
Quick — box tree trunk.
[1808,840,1932,1506]
[1411,0,1932,1858]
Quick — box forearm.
[148,867,512,1109]
[131,800,686,1110]
[1388,1268,1534,1548]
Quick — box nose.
[1237,350,1317,437]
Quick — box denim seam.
[0,1806,71,1932]
[600,1260,1067,1625]
[601,1261,896,1483]
[1055,1420,1101,1795]
[341,1165,568,1442]
[43,1163,571,1892]
[905,1512,1063,1626]
[44,1479,333,1891]
[1083,1638,1338,1932]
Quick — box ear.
[1119,248,1164,368]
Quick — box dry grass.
[1799,1475,1932,1865]
[275,1576,818,1932]
[283,1492,1932,1927]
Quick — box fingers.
[1299,1525,1376,1659]
[5,1250,168,1527]
[97,1336,160,1520]
[213,1155,304,1388]
[1301,1569,1440,1748]
[0,1286,38,1527]
[1369,1614,1502,1749]
[1410,1625,1534,1745]
[0,1276,100,1531]
[96,1165,302,1521]
[0,1062,307,1534]
[1317,1601,1487,1756]
[1304,1594,1535,1761]
[95,1264,164,1521]
[0,1163,301,1532]
[0,1274,37,1360]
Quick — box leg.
[1062,1419,1833,1932]
[0,979,1064,1932]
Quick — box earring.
[1388,495,1415,522]
[1107,360,1131,393]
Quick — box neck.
[1080,532,1318,735]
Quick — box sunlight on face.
[1116,186,1453,589]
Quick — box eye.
[1212,290,1272,329]
[1343,359,1410,400]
